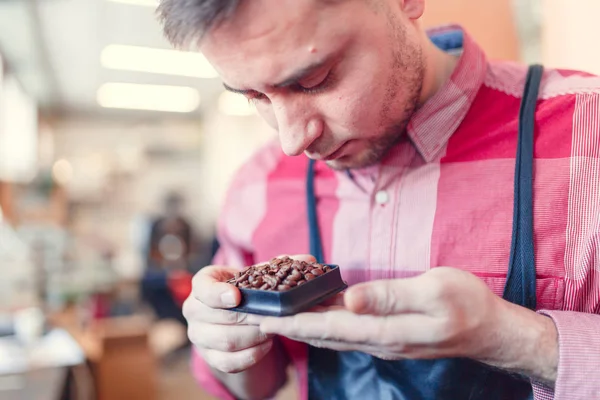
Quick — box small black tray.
[230,265,347,317]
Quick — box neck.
[419,36,459,106]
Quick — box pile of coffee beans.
[226,256,333,292]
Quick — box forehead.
[200,0,358,88]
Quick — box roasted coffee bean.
[251,276,264,287]
[288,269,302,281]
[263,275,278,287]
[280,265,291,274]
[275,269,288,279]
[227,257,335,291]
[236,271,250,281]
[282,277,297,285]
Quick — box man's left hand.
[259,267,558,386]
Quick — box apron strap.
[307,159,325,263]
[502,64,544,311]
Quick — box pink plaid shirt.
[192,26,600,400]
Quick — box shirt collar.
[406,25,488,162]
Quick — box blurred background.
[0,0,598,399]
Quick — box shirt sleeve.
[532,311,600,400]
[531,92,600,399]
[191,347,237,400]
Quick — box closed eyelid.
[223,60,335,99]
[298,69,331,88]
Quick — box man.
[158,1,600,399]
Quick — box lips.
[305,141,351,161]
[323,142,348,161]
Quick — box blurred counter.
[50,307,158,400]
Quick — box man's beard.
[327,33,424,171]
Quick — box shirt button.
[375,190,389,205]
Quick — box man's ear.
[399,0,425,20]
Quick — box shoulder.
[482,61,600,158]
[218,136,309,235]
[226,137,309,198]
[483,62,600,129]
[214,137,311,261]
[227,138,283,191]
[484,61,600,100]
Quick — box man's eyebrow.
[222,56,332,94]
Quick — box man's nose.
[273,100,323,156]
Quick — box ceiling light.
[101,44,219,78]
[218,91,257,117]
[97,82,200,113]
[106,0,158,7]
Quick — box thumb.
[344,279,427,316]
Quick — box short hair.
[157,0,351,47]
[157,0,241,47]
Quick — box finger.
[260,310,375,343]
[284,337,382,354]
[200,341,274,374]
[190,323,273,352]
[293,339,422,360]
[309,304,347,313]
[285,336,366,352]
[261,311,439,346]
[192,266,242,309]
[303,293,347,313]
[344,276,435,316]
[319,293,345,307]
[296,338,456,360]
[182,296,264,325]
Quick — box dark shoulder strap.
[502,64,544,310]
[307,159,325,263]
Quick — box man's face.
[201,0,425,170]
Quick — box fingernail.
[220,291,236,307]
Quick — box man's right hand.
[183,265,272,373]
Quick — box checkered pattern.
[192,26,600,400]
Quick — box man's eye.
[298,70,333,94]
[246,92,269,103]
